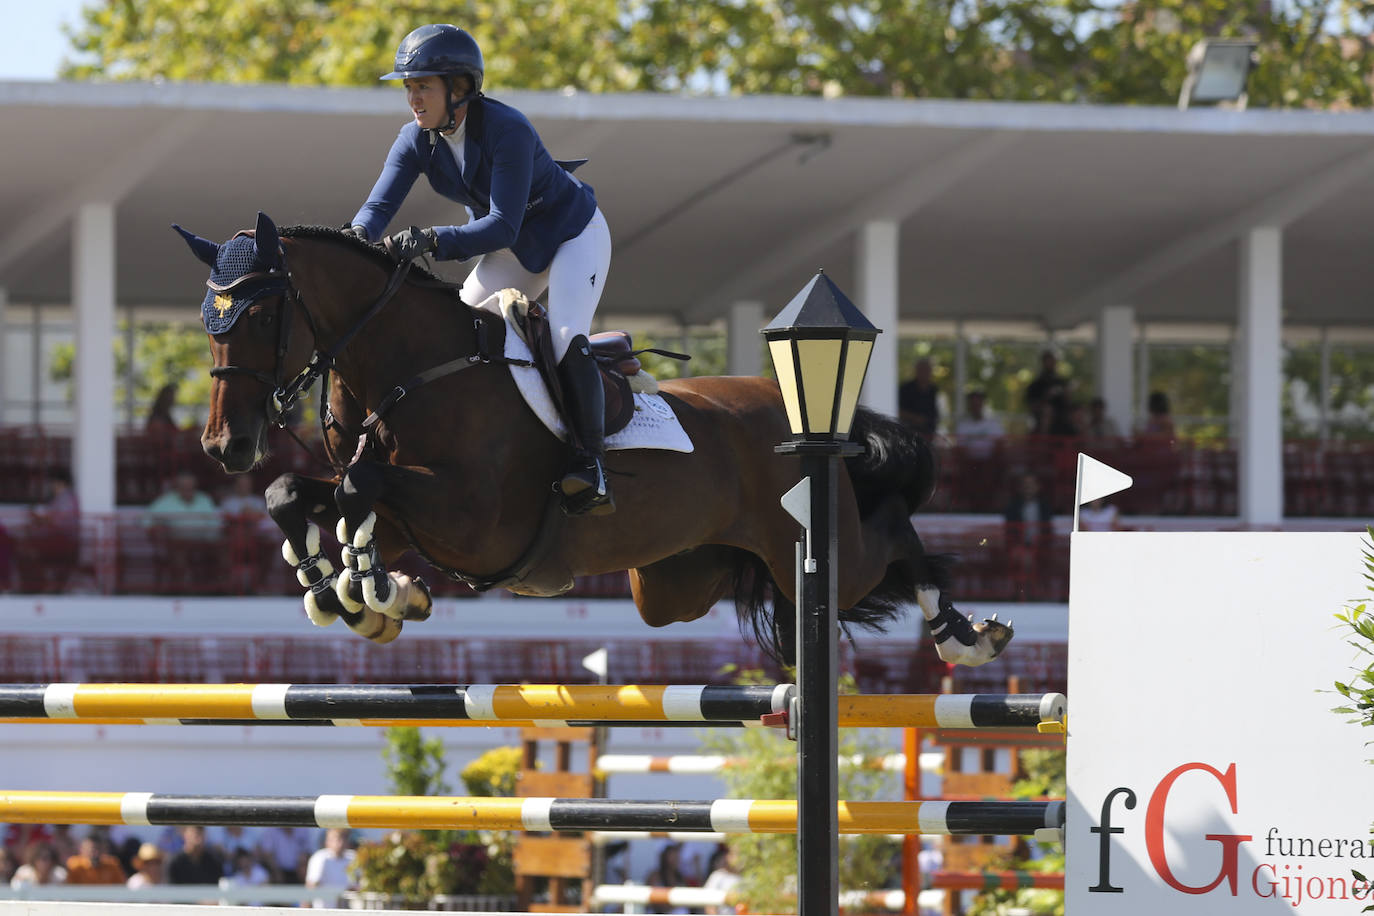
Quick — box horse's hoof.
[362,572,402,619]
[303,591,339,627]
[935,617,1015,667]
[342,609,403,644]
[400,575,433,622]
[335,570,366,614]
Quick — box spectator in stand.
[898,357,940,439]
[1081,396,1121,446]
[219,476,270,529]
[1005,472,1053,541]
[257,825,314,884]
[1043,388,1078,437]
[1024,350,1067,418]
[125,843,165,889]
[146,471,224,541]
[208,825,259,864]
[222,847,271,906]
[0,846,15,886]
[167,825,224,886]
[643,840,700,913]
[145,471,224,593]
[146,383,182,436]
[1004,472,1054,598]
[954,390,1004,460]
[48,824,77,864]
[4,823,54,860]
[65,832,126,884]
[305,827,356,908]
[19,467,81,592]
[700,844,741,915]
[1139,390,1176,443]
[1136,390,1180,512]
[1079,497,1121,531]
[10,843,67,889]
[953,389,1006,512]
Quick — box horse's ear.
[172,224,219,267]
[254,211,282,269]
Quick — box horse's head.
[174,211,316,472]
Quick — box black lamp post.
[762,270,878,916]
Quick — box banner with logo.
[1066,531,1373,913]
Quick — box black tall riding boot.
[556,336,614,517]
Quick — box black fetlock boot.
[556,335,614,516]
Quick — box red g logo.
[1144,761,1252,895]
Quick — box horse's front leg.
[265,472,402,644]
[333,459,433,626]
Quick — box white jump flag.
[1074,453,1133,532]
[582,648,609,680]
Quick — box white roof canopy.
[2,79,1373,331]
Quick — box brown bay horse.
[175,212,1012,668]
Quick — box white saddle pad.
[497,305,694,454]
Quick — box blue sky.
[0,0,94,80]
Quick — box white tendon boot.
[335,513,432,626]
[282,522,340,627]
[916,586,1015,667]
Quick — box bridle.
[207,246,414,430]
[205,239,532,470]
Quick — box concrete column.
[73,203,117,514]
[855,220,899,418]
[1238,226,1284,526]
[1096,305,1135,438]
[726,300,764,377]
[1229,331,1244,442]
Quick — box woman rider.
[346,24,614,517]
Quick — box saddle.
[520,302,637,439]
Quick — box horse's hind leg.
[629,546,738,627]
[266,473,402,644]
[843,493,1013,667]
[333,460,432,626]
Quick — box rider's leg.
[546,210,614,515]
[556,334,613,515]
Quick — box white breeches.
[460,207,611,362]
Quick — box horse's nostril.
[227,435,256,463]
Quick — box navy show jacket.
[351,96,597,273]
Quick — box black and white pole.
[765,271,879,916]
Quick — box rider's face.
[404,77,460,131]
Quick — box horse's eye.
[256,310,275,329]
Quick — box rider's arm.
[350,127,424,242]
[430,124,534,261]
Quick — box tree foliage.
[699,669,900,914]
[1333,529,1374,755]
[964,746,1066,916]
[62,0,1374,108]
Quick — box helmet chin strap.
[427,76,477,145]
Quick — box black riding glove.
[385,226,438,261]
[342,225,369,243]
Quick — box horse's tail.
[844,406,938,515]
[729,407,951,665]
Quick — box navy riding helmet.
[382,24,485,122]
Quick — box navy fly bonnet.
[173,212,287,334]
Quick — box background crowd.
[1,821,357,908]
